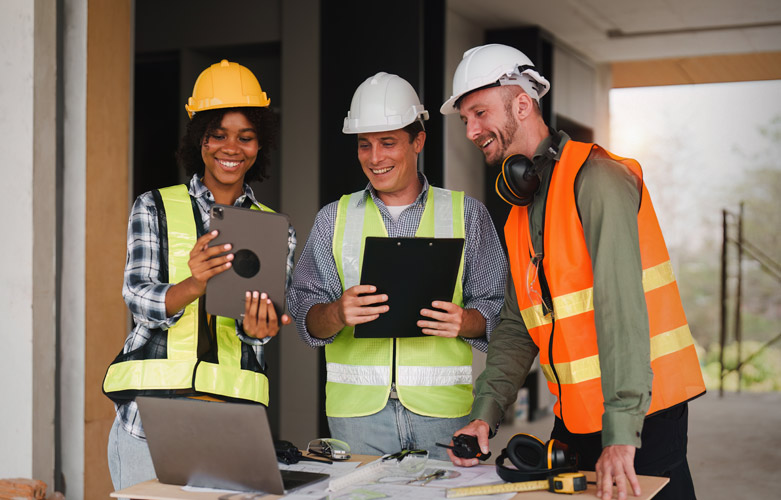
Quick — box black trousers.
[550,403,696,500]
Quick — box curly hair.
[176,107,280,183]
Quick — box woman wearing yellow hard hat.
[104,60,295,491]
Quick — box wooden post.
[734,202,744,392]
[719,209,729,397]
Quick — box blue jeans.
[107,415,156,494]
[327,399,470,461]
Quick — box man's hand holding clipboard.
[349,237,471,339]
[335,284,390,328]
[418,300,482,339]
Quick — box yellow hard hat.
[185,59,270,119]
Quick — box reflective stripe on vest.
[103,184,270,404]
[324,362,473,387]
[325,187,473,418]
[506,141,705,434]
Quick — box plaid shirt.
[288,174,507,352]
[116,174,296,439]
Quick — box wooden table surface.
[112,456,669,500]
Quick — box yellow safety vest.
[325,187,474,418]
[103,184,270,405]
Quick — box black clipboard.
[353,237,464,338]
[205,204,289,320]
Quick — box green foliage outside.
[700,340,781,391]
[678,115,781,392]
[611,86,781,392]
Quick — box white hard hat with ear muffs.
[440,43,550,115]
[440,43,554,206]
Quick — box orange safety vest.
[505,140,705,434]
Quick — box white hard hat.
[440,44,550,115]
[343,72,429,134]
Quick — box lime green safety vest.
[103,184,271,405]
[325,187,474,418]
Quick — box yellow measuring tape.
[446,472,587,497]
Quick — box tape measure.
[446,472,587,497]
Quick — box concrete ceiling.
[448,0,781,63]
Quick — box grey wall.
[279,0,321,446]
[443,8,488,200]
[0,0,59,491]
[60,0,87,496]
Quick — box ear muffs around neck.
[495,154,539,206]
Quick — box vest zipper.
[535,156,562,424]
[392,338,397,393]
[547,317,563,424]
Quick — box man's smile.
[476,135,496,151]
[370,166,394,175]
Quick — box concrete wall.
[0,0,37,480]
[552,45,612,144]
[60,0,87,496]
[0,0,57,490]
[442,8,492,384]
[442,9,486,201]
[32,0,58,489]
[553,47,597,130]
[278,0,321,446]
[60,1,133,498]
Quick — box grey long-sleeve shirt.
[471,133,653,448]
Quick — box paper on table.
[279,460,361,475]
[404,459,508,489]
[321,459,515,500]
[276,461,359,499]
[327,459,388,491]
[329,482,515,500]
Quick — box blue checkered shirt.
[116,174,296,439]
[288,174,507,351]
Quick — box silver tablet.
[205,204,289,320]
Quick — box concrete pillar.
[0,0,57,492]
[60,0,132,497]
[279,0,322,446]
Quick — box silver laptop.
[136,397,329,495]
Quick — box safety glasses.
[382,448,429,473]
[526,253,553,317]
[306,438,351,461]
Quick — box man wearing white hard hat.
[288,72,507,460]
[442,44,704,500]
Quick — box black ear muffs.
[495,154,539,206]
[495,129,564,207]
[495,433,578,482]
